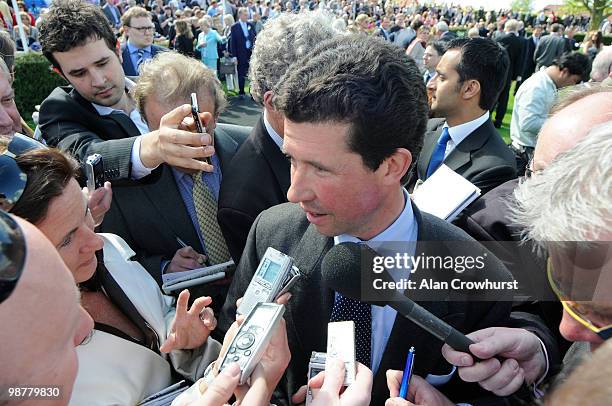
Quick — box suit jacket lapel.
[417,125,442,179]
[443,119,493,172]
[141,165,205,253]
[254,116,291,193]
[214,127,239,170]
[122,46,137,77]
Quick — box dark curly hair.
[39,0,117,72]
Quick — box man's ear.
[115,40,123,63]
[379,148,412,185]
[461,79,480,101]
[262,90,274,110]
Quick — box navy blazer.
[229,21,256,62]
[121,44,166,77]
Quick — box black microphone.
[321,242,475,355]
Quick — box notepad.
[161,260,235,294]
[411,164,481,222]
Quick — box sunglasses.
[0,134,44,212]
[0,210,26,304]
[547,258,612,340]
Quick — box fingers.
[386,369,403,398]
[441,343,475,367]
[199,307,217,330]
[478,359,525,396]
[320,358,346,394]
[291,385,308,404]
[176,289,191,315]
[275,292,292,305]
[386,398,415,406]
[307,370,326,390]
[159,333,176,353]
[457,357,501,383]
[173,247,206,270]
[159,104,194,129]
[199,362,241,406]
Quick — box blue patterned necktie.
[425,127,451,179]
[136,48,146,71]
[330,292,371,368]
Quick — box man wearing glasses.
[120,6,166,77]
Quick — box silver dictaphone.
[218,302,285,385]
[237,247,300,315]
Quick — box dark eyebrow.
[68,57,110,76]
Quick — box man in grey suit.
[534,23,566,71]
[38,0,211,184]
[220,35,514,405]
[100,52,249,301]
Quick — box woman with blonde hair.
[0,1,12,31]
[196,18,226,75]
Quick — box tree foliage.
[511,0,534,13]
[562,0,612,30]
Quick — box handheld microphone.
[321,242,475,355]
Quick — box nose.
[0,105,15,132]
[74,305,94,346]
[286,166,314,204]
[559,308,603,345]
[80,217,104,254]
[427,74,437,90]
[90,68,106,88]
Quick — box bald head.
[533,88,612,171]
[0,215,93,403]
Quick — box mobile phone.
[237,247,301,316]
[85,154,105,192]
[218,302,285,385]
[190,92,212,165]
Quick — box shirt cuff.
[130,135,156,180]
[531,335,550,398]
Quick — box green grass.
[496,82,516,144]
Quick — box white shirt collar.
[334,189,416,250]
[444,111,489,147]
[263,109,284,149]
[91,78,149,135]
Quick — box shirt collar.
[127,41,151,55]
[263,109,283,149]
[334,189,416,248]
[444,111,489,147]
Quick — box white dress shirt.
[442,111,490,158]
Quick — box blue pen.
[399,346,415,399]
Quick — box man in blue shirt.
[120,6,166,77]
[229,7,257,98]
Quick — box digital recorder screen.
[259,258,281,283]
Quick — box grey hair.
[435,21,448,32]
[511,121,612,246]
[591,47,612,82]
[248,10,343,105]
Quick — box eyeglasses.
[547,258,612,340]
[0,210,26,304]
[129,26,155,33]
[0,134,44,212]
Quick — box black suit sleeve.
[469,164,518,195]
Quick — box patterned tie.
[330,293,371,368]
[425,127,451,179]
[191,172,230,264]
[136,48,146,71]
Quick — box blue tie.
[426,127,451,179]
[136,48,146,71]
[330,292,371,368]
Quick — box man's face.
[427,49,462,118]
[143,90,217,133]
[284,120,390,239]
[0,218,93,400]
[125,16,155,48]
[0,74,23,137]
[381,17,390,30]
[423,45,441,71]
[534,26,542,37]
[37,179,104,284]
[53,38,126,109]
[558,68,584,88]
[239,10,248,21]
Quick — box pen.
[399,346,415,399]
[176,237,188,248]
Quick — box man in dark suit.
[220,35,514,405]
[38,0,211,184]
[229,7,256,97]
[119,6,166,77]
[102,0,122,32]
[413,37,516,195]
[494,19,524,128]
[101,52,249,289]
[515,24,542,93]
[375,16,391,41]
[218,12,339,264]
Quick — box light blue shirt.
[442,111,489,158]
[334,189,417,374]
[126,41,152,72]
[171,153,223,252]
[239,21,252,49]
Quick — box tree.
[511,0,534,14]
[562,0,612,30]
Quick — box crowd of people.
[0,0,612,405]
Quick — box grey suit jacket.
[99,123,250,284]
[219,202,514,405]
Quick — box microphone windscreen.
[321,242,365,299]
